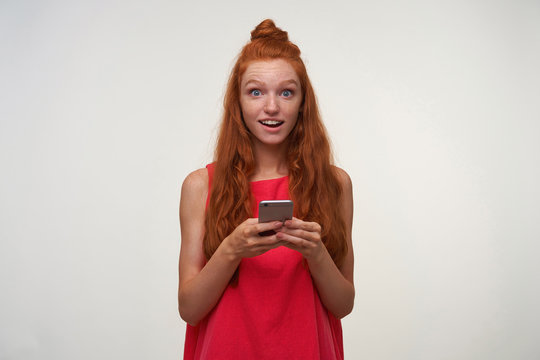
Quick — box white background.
[1,0,539,359]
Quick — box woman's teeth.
[260,120,284,128]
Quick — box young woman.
[178,19,354,359]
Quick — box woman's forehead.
[241,59,299,85]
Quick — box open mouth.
[259,120,284,128]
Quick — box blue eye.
[250,89,261,96]
[282,89,292,97]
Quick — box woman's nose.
[263,95,279,114]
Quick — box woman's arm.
[178,169,285,326]
[277,167,355,318]
[178,169,237,326]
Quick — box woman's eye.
[282,89,292,97]
[250,89,261,96]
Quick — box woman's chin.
[252,136,289,148]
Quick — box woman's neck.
[250,141,289,181]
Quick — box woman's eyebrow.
[244,79,264,87]
[244,79,299,87]
[280,79,299,86]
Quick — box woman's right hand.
[223,218,286,260]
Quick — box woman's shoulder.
[181,168,209,198]
[331,165,352,189]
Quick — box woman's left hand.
[276,217,326,263]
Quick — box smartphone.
[258,200,293,236]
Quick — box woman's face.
[239,59,302,147]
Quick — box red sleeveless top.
[183,163,343,359]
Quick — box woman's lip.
[258,120,284,131]
[258,119,284,127]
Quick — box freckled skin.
[239,59,303,151]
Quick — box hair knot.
[250,19,289,42]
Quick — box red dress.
[183,163,343,359]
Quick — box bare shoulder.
[332,166,352,192]
[181,168,209,198]
[180,168,209,218]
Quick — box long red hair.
[204,19,347,280]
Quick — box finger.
[276,231,316,248]
[254,234,282,246]
[278,227,320,242]
[250,221,283,236]
[284,218,321,233]
[284,217,301,228]
[250,241,284,255]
